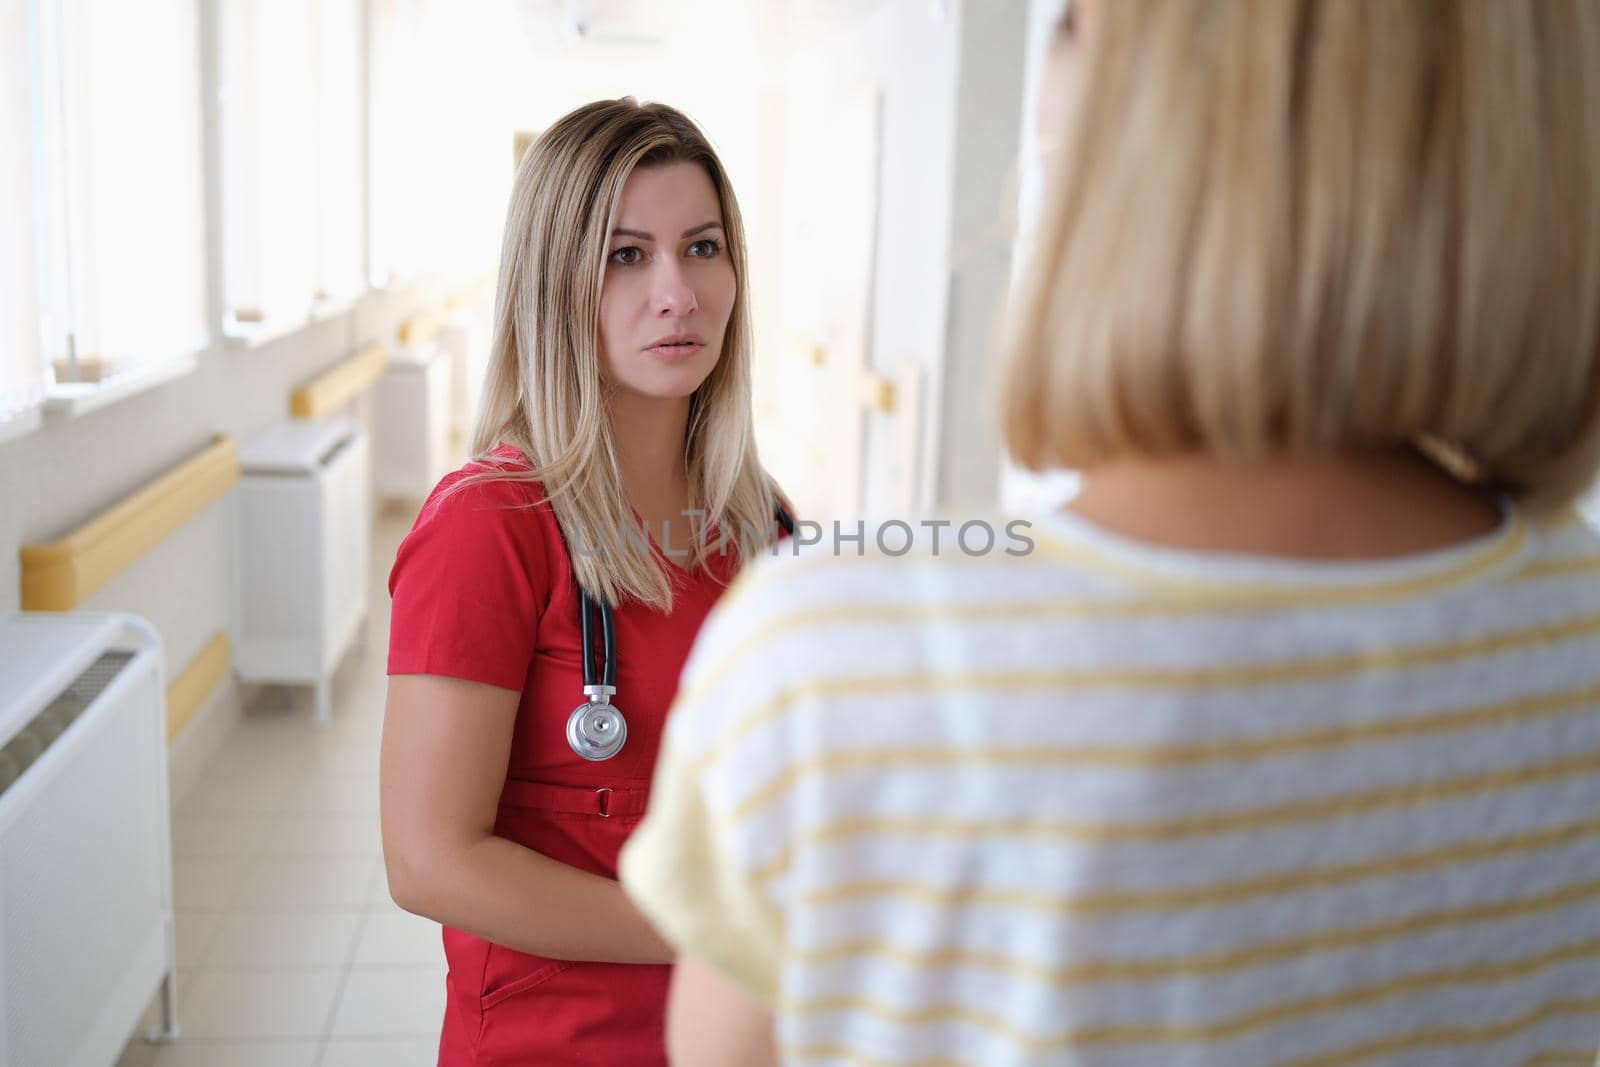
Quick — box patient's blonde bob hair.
[1002,0,1600,511]
[471,99,777,611]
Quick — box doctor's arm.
[379,673,674,964]
[668,953,780,1067]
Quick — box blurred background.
[1,0,1081,546]
[0,2,1079,1065]
[4,4,1600,1066]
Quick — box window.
[0,0,44,435]
[36,0,207,390]
[368,0,513,289]
[219,0,316,332]
[219,0,366,336]
[315,0,365,308]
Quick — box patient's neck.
[1065,449,1503,561]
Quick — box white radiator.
[372,342,452,499]
[0,613,177,1067]
[234,416,371,723]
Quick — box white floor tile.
[367,870,403,912]
[328,965,448,1038]
[300,741,380,778]
[200,912,364,968]
[332,683,385,714]
[325,723,384,753]
[232,857,377,913]
[114,1038,156,1067]
[265,814,383,858]
[203,735,311,780]
[324,715,384,749]
[277,775,381,816]
[172,814,276,859]
[351,911,444,966]
[319,1037,439,1067]
[148,1039,320,1067]
[175,969,342,1040]
[176,911,224,969]
[173,855,252,912]
[179,772,294,817]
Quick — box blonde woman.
[381,99,787,1066]
[620,3,1600,1065]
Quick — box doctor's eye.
[687,238,722,259]
[609,246,645,267]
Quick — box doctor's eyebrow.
[610,221,724,242]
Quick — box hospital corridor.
[2,0,1040,1060]
[110,509,440,1067]
[6,0,1600,1065]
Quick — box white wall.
[0,283,441,684]
[999,0,1083,512]
[926,0,1030,511]
[770,0,1031,518]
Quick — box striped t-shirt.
[620,505,1600,1067]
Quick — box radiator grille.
[0,651,134,797]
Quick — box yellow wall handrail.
[167,630,230,741]
[397,313,438,348]
[20,436,240,611]
[290,342,386,420]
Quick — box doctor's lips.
[643,332,705,360]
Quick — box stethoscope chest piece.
[567,684,628,762]
[563,505,791,763]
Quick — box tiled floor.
[117,509,444,1067]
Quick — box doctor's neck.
[607,390,691,509]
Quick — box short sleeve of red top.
[386,454,556,691]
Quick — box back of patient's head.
[1002,0,1600,513]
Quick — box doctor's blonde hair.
[1002,0,1600,512]
[471,98,777,611]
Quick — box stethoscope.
[566,501,795,761]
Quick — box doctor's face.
[597,161,736,401]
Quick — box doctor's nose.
[651,265,698,317]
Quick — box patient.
[621,1,1600,1064]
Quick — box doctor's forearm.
[398,833,675,965]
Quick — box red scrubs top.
[387,446,745,1066]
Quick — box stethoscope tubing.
[568,499,795,761]
[578,586,617,689]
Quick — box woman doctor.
[381,98,787,1066]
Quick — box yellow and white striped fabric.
[620,506,1600,1067]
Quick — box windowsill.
[44,351,200,418]
[0,406,43,446]
[369,270,419,293]
[222,310,313,349]
[309,288,367,323]
[223,287,369,346]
